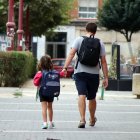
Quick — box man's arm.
[101,56,108,88]
[62,48,77,71]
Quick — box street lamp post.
[17,0,24,51]
[6,0,15,51]
[25,6,30,51]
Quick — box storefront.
[32,26,75,61]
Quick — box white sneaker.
[48,122,55,129]
[42,124,48,129]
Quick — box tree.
[0,0,7,34]
[25,0,74,36]
[98,0,140,63]
[0,0,73,36]
[98,0,140,42]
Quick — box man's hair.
[86,22,97,33]
[38,54,53,71]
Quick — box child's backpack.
[39,70,60,98]
[75,35,101,68]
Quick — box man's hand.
[60,69,67,77]
[102,78,108,89]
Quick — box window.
[79,6,97,19]
[89,7,96,12]
[79,7,87,11]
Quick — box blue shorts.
[74,72,99,100]
[39,93,54,102]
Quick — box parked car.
[125,57,140,65]
[51,58,75,78]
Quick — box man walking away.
[61,22,108,128]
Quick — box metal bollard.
[132,73,140,99]
[100,85,104,100]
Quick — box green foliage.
[28,0,73,36]
[98,0,140,42]
[108,46,117,79]
[0,0,7,33]
[0,0,74,36]
[0,51,36,87]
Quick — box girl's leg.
[47,102,53,122]
[41,101,47,123]
[47,102,55,128]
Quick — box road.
[0,78,140,140]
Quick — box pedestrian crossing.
[0,91,140,140]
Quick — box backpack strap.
[94,38,101,69]
[41,70,49,85]
[75,36,87,69]
[89,34,94,38]
[75,59,78,69]
[76,36,87,56]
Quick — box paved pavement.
[0,78,140,140]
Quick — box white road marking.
[0,109,140,114]
[1,130,140,134]
[0,120,140,124]
[0,102,140,107]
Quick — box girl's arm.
[33,71,42,86]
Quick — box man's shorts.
[39,93,54,102]
[74,72,99,100]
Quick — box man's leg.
[78,95,86,123]
[88,98,96,123]
[87,74,99,126]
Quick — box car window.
[52,60,60,66]
[52,59,75,67]
[61,60,65,66]
[67,60,75,67]
[61,60,74,66]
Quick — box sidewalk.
[0,78,140,140]
[22,78,137,100]
[0,78,135,99]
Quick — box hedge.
[0,51,36,87]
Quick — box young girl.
[33,55,55,129]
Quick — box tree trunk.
[122,31,136,64]
[127,42,136,64]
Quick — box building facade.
[33,0,140,64]
[33,0,102,61]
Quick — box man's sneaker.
[48,122,55,129]
[78,121,86,128]
[42,124,48,129]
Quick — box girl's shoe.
[42,122,48,129]
[42,124,48,129]
[48,122,55,129]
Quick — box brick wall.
[70,0,78,20]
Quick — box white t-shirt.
[72,36,106,74]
